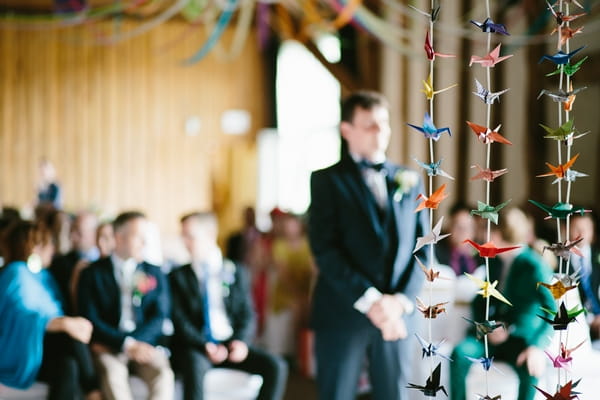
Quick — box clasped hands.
[367,294,407,341]
[205,340,249,364]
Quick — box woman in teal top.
[0,220,100,399]
[450,208,555,400]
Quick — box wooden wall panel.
[0,20,265,242]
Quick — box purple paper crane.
[470,18,510,35]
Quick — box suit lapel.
[103,258,122,316]
[339,159,384,235]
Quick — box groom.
[308,90,429,400]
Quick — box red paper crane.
[463,239,520,258]
[424,30,455,61]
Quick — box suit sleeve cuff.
[393,293,415,315]
[353,287,383,314]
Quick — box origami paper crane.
[466,356,501,372]
[470,44,513,67]
[554,169,587,184]
[545,56,588,77]
[463,239,520,258]
[539,46,585,65]
[462,317,504,340]
[546,0,586,25]
[539,302,585,330]
[415,184,449,212]
[466,122,512,145]
[534,380,577,400]
[415,255,451,282]
[553,269,581,287]
[545,349,573,371]
[416,297,448,319]
[476,395,501,400]
[407,363,448,397]
[465,273,513,306]
[414,158,455,180]
[424,30,456,61]
[541,119,589,144]
[537,280,578,300]
[551,25,583,48]
[528,200,591,220]
[472,79,509,104]
[470,164,508,182]
[470,199,511,225]
[414,217,451,253]
[408,0,440,22]
[542,236,584,260]
[470,18,509,35]
[537,85,587,103]
[560,340,585,360]
[407,112,452,141]
[415,334,452,361]
[537,153,580,180]
[421,74,458,100]
[550,0,584,9]
[563,93,576,112]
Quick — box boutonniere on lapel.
[221,260,237,298]
[393,169,420,201]
[132,272,157,306]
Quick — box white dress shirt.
[192,247,234,342]
[112,254,138,333]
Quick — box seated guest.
[570,213,600,340]
[77,211,173,400]
[436,202,481,275]
[36,158,62,210]
[169,212,288,400]
[450,208,555,400]
[50,211,100,314]
[96,220,115,258]
[0,220,100,400]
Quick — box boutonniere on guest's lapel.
[221,260,237,298]
[393,169,420,201]
[132,272,157,306]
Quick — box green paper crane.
[529,200,591,220]
[471,199,511,225]
[545,56,588,77]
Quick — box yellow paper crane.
[537,280,577,300]
[465,273,512,306]
[421,74,458,100]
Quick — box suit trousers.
[450,335,537,400]
[314,320,415,400]
[93,349,174,400]
[174,346,288,400]
[37,333,100,400]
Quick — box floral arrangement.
[393,169,420,201]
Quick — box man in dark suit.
[570,213,600,340]
[169,212,287,400]
[308,90,429,400]
[50,211,99,314]
[77,211,174,400]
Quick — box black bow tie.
[359,159,385,172]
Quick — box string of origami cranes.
[405,0,591,398]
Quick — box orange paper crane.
[537,153,579,180]
[415,184,448,212]
[463,239,520,258]
[466,121,513,145]
[469,44,513,67]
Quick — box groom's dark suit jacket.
[308,153,429,329]
[77,257,170,351]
